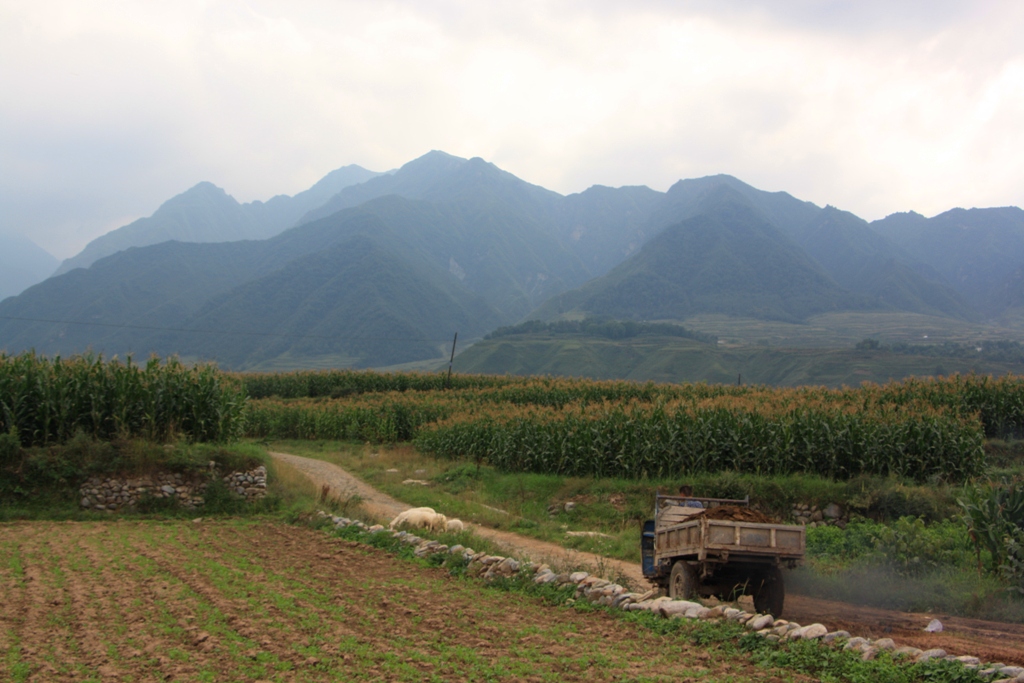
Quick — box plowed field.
[0,520,797,682]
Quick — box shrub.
[870,517,973,577]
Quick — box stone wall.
[79,465,267,512]
[791,502,849,528]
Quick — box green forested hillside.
[175,235,502,368]
[871,206,1024,313]
[533,189,856,323]
[453,333,1024,388]
[0,240,265,356]
[793,207,971,319]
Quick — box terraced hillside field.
[0,520,795,683]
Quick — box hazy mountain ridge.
[0,168,600,366]
[532,188,858,323]
[174,235,503,369]
[4,151,1024,371]
[871,206,1024,314]
[0,233,58,301]
[792,206,972,319]
[53,164,381,275]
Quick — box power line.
[0,314,455,344]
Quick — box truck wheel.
[669,561,697,600]
[753,566,784,617]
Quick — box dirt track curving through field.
[271,451,646,583]
[272,451,1024,665]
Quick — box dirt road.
[272,451,1024,664]
[272,451,645,583]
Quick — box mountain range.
[53,164,381,276]
[2,150,1024,371]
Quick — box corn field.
[238,369,1024,438]
[413,399,985,483]
[236,369,521,399]
[0,352,246,445]
[240,375,992,482]
[5,355,1010,481]
[245,394,456,443]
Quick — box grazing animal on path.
[389,507,448,531]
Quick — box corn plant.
[0,352,246,445]
[959,480,1024,572]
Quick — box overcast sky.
[3,1,1023,259]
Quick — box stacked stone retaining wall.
[791,502,849,528]
[79,465,267,511]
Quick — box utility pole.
[446,332,458,389]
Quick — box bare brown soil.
[0,520,795,682]
[783,595,1024,666]
[272,451,1024,666]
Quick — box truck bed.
[654,517,805,563]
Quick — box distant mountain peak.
[399,150,468,174]
[881,209,926,221]
[168,181,237,204]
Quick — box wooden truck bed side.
[654,518,805,563]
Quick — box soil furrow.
[0,520,794,681]
[50,529,127,678]
[135,524,366,673]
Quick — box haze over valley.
[4,150,1024,386]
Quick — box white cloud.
[1,0,1022,257]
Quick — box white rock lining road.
[272,451,1024,679]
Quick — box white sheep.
[389,507,435,529]
[389,507,448,531]
[445,518,465,533]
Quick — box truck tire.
[669,560,698,600]
[753,566,784,617]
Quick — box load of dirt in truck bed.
[695,505,774,523]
